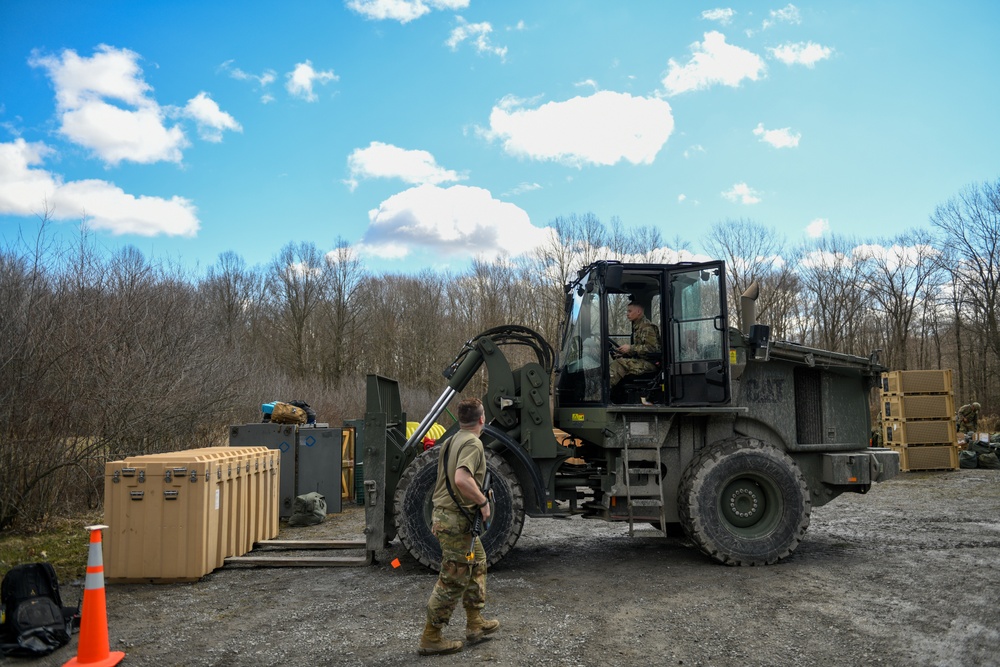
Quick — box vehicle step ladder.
[622,416,669,538]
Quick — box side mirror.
[605,265,623,292]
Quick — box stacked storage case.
[881,370,959,472]
[104,446,279,582]
[228,423,344,516]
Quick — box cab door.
[666,262,730,405]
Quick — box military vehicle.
[361,260,899,567]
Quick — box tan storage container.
[884,419,957,446]
[883,394,955,421]
[144,448,237,570]
[104,452,227,583]
[228,447,253,556]
[881,369,953,395]
[104,446,273,582]
[342,429,355,501]
[890,444,959,472]
[220,445,273,552]
[247,448,266,546]
[263,449,280,539]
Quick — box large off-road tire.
[394,446,525,571]
[678,438,811,566]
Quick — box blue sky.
[2,1,998,275]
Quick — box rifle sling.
[441,436,479,525]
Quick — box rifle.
[466,470,493,563]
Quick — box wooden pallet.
[225,539,372,567]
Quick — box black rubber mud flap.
[394,447,525,571]
[678,438,811,566]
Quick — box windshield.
[558,274,603,402]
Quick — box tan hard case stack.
[881,370,959,472]
[104,446,279,583]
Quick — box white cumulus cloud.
[763,3,801,30]
[30,45,240,164]
[800,249,848,270]
[662,31,766,96]
[29,45,193,165]
[61,101,188,165]
[447,17,507,60]
[183,92,243,142]
[702,8,735,25]
[683,144,706,159]
[753,122,801,148]
[220,60,277,102]
[505,182,542,196]
[722,182,761,205]
[346,0,469,24]
[286,61,338,101]
[852,243,939,271]
[0,139,199,236]
[483,91,674,167]
[768,42,833,67]
[806,218,829,237]
[346,141,464,190]
[359,183,547,260]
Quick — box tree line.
[1,179,997,530]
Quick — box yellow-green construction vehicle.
[362,260,899,567]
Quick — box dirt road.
[9,469,999,667]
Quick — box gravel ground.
[7,469,999,667]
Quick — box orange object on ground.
[63,525,126,667]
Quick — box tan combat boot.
[465,609,500,644]
[418,623,463,656]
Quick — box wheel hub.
[722,479,764,527]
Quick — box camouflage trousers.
[609,357,655,386]
[426,507,487,628]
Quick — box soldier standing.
[609,302,661,389]
[418,397,500,656]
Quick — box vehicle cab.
[556,260,731,408]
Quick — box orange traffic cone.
[63,525,125,667]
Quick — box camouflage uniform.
[425,432,488,630]
[609,316,661,386]
[956,402,980,434]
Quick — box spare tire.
[678,437,810,566]
[394,445,525,571]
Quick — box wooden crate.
[883,393,955,421]
[880,369,953,395]
[889,444,959,472]
[884,419,957,446]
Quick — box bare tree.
[319,238,366,388]
[930,180,1000,410]
[855,230,943,370]
[267,242,327,378]
[703,219,793,332]
[797,235,868,354]
[201,251,266,348]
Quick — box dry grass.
[0,511,102,585]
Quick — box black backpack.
[0,562,78,657]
